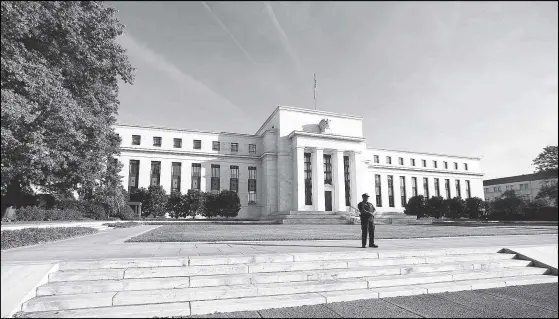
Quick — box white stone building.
[115,106,485,219]
[483,172,558,202]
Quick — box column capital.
[313,148,324,152]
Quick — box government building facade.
[115,106,485,219]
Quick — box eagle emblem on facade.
[318,118,330,133]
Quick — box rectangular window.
[128,160,140,191]
[324,155,332,185]
[211,164,220,193]
[212,141,220,151]
[231,143,238,152]
[386,156,392,164]
[445,179,451,199]
[153,137,162,147]
[374,155,379,163]
[191,163,201,190]
[230,165,239,192]
[344,156,351,206]
[304,153,312,205]
[434,178,441,197]
[444,161,448,169]
[388,175,394,207]
[466,180,471,198]
[455,180,461,197]
[398,157,404,165]
[494,187,498,192]
[132,135,141,146]
[193,140,201,150]
[412,177,418,196]
[411,158,416,166]
[433,160,438,168]
[375,174,382,207]
[422,159,427,167]
[400,176,406,207]
[150,161,161,186]
[249,144,256,154]
[464,163,468,171]
[423,177,429,198]
[171,162,181,192]
[454,162,458,170]
[248,167,257,203]
[173,138,182,148]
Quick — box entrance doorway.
[324,191,333,211]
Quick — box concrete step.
[25,274,556,316]
[280,219,349,224]
[281,215,344,219]
[37,266,545,296]
[44,256,526,291]
[56,248,508,270]
[25,269,556,313]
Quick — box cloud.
[201,1,253,62]
[264,1,306,82]
[118,33,250,121]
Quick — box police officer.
[358,193,378,248]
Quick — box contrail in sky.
[264,1,305,81]
[201,1,253,62]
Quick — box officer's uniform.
[358,194,377,248]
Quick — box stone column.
[119,157,130,189]
[293,146,305,210]
[138,158,151,188]
[349,152,359,208]
[312,148,325,211]
[332,150,346,211]
[182,160,191,193]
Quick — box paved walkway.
[186,283,559,318]
[1,225,558,263]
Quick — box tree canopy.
[532,146,558,174]
[1,1,134,206]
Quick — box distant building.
[483,171,558,202]
[116,106,485,219]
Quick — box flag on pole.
[313,73,317,100]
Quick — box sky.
[111,1,558,180]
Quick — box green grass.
[126,224,558,243]
[1,227,98,250]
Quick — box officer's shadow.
[207,242,365,249]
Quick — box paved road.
[186,283,559,318]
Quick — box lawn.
[1,227,98,250]
[126,224,559,242]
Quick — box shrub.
[199,192,220,219]
[491,190,526,216]
[218,190,241,219]
[103,222,141,228]
[404,195,427,218]
[447,197,466,219]
[426,196,445,219]
[15,206,46,221]
[45,209,84,221]
[465,197,485,219]
[116,205,138,221]
[142,186,168,218]
[1,227,98,250]
[167,191,187,219]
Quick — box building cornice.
[115,123,260,139]
[288,130,366,142]
[255,105,363,136]
[120,147,261,160]
[367,147,481,161]
[368,164,484,177]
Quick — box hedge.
[1,227,98,250]
[103,222,141,228]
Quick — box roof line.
[367,147,481,160]
[115,123,260,138]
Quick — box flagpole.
[313,73,317,110]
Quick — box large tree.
[533,145,558,206]
[1,2,134,207]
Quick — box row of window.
[485,183,530,193]
[128,161,258,203]
[373,155,468,171]
[303,153,351,206]
[374,176,472,208]
[130,135,257,154]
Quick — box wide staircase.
[16,247,557,318]
[270,211,350,224]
